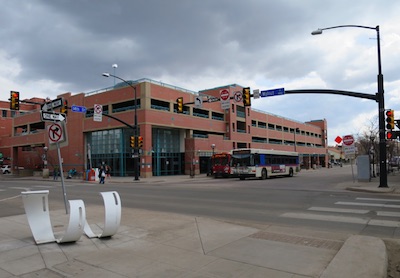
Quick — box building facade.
[0,78,328,177]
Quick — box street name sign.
[41,111,66,122]
[41,97,63,111]
[260,88,285,97]
[71,105,87,113]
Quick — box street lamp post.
[102,72,140,181]
[312,25,387,188]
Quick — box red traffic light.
[387,132,393,140]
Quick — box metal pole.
[311,24,387,187]
[102,73,139,180]
[134,86,139,181]
[376,26,388,187]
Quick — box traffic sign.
[41,98,63,111]
[93,104,103,122]
[41,111,66,122]
[233,91,242,102]
[47,123,64,144]
[343,135,355,146]
[194,97,203,108]
[220,89,230,101]
[220,89,230,110]
[253,89,260,99]
[260,88,285,97]
[71,105,87,113]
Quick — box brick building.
[0,78,328,177]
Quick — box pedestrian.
[106,165,111,179]
[53,166,59,181]
[98,166,106,184]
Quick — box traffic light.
[138,136,143,148]
[176,97,183,113]
[242,87,251,106]
[10,91,20,110]
[60,99,68,115]
[386,110,395,130]
[387,131,400,140]
[130,136,135,148]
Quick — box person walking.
[53,166,59,181]
[105,165,111,179]
[98,166,106,184]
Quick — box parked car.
[1,165,11,174]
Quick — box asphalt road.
[1,165,399,238]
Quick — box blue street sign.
[260,88,285,97]
[71,105,87,113]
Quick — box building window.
[2,110,7,118]
[212,112,224,121]
[258,122,267,129]
[193,108,209,118]
[151,99,170,112]
[112,100,140,113]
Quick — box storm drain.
[249,231,343,251]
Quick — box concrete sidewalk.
[0,205,387,277]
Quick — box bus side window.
[254,154,260,165]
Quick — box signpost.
[260,88,285,97]
[71,105,87,113]
[41,111,66,122]
[220,89,230,110]
[41,98,63,111]
[93,104,103,122]
[194,97,203,108]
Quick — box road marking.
[9,187,30,191]
[0,195,21,202]
[335,201,400,209]
[377,211,400,217]
[308,207,369,214]
[368,219,400,228]
[281,212,368,224]
[356,197,400,203]
[281,213,400,228]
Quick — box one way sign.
[41,111,66,122]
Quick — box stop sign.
[342,135,354,146]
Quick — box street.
[1,164,399,239]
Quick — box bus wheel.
[260,168,267,180]
[288,168,294,177]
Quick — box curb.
[320,235,387,278]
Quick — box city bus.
[210,152,233,178]
[231,148,300,180]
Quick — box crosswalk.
[281,197,400,228]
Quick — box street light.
[312,25,387,188]
[102,72,140,181]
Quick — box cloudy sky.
[1,0,399,145]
